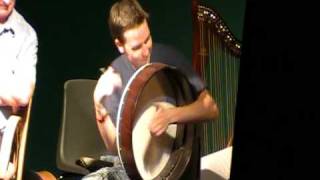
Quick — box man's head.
[108,0,153,68]
[0,0,15,24]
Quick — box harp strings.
[198,6,240,155]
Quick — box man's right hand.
[0,162,16,180]
[0,94,19,113]
[93,66,122,121]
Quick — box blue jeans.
[82,155,129,180]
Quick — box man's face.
[0,0,15,24]
[116,19,153,69]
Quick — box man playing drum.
[88,0,219,179]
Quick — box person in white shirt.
[0,0,38,179]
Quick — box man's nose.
[142,44,151,57]
[1,1,7,6]
[2,0,11,5]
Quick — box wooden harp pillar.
[0,100,33,180]
[192,0,241,155]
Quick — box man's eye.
[145,36,150,44]
[132,46,141,51]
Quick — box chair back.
[56,79,106,175]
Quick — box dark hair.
[108,0,149,42]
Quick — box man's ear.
[115,39,124,53]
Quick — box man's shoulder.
[11,9,37,37]
[111,54,127,67]
[152,43,180,53]
[151,43,188,65]
[110,54,135,75]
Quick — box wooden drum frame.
[116,63,199,179]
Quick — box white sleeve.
[15,27,38,85]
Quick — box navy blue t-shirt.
[102,43,205,124]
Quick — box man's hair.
[108,0,149,42]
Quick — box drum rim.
[116,63,164,178]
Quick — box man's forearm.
[170,90,219,124]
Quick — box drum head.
[116,63,197,179]
[133,102,177,179]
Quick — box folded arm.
[149,89,219,136]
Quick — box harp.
[192,0,241,155]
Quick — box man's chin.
[0,10,10,19]
[138,62,149,68]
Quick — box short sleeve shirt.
[102,43,205,124]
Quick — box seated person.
[88,0,225,179]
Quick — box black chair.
[56,79,112,179]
